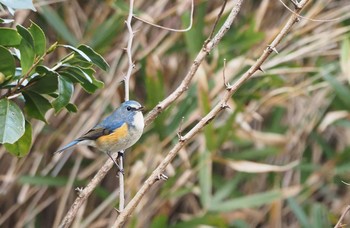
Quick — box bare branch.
[207,0,227,41]
[335,205,350,228]
[112,0,310,226]
[124,0,135,101]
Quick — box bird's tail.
[55,140,79,154]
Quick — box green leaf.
[27,74,58,94]
[209,190,282,212]
[16,24,34,48]
[28,21,46,56]
[52,76,74,113]
[340,38,349,73]
[0,45,16,78]
[59,44,92,62]
[19,175,69,187]
[59,66,103,94]
[150,215,168,228]
[18,37,35,75]
[23,91,52,122]
[39,6,78,45]
[65,103,78,113]
[311,204,331,227]
[199,148,212,210]
[36,65,59,76]
[287,198,311,227]
[0,28,21,46]
[5,121,32,157]
[182,2,206,59]
[60,71,96,94]
[0,18,14,24]
[0,99,25,144]
[65,56,93,68]
[321,68,350,109]
[170,214,226,228]
[212,174,243,204]
[77,45,109,71]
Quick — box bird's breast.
[96,123,129,150]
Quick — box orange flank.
[96,123,128,146]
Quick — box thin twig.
[133,0,194,32]
[279,0,341,22]
[118,152,125,212]
[112,0,310,226]
[335,205,350,228]
[207,0,227,41]
[124,0,135,101]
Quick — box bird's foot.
[156,173,168,181]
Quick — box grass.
[1,0,350,227]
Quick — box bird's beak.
[137,106,145,111]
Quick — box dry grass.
[1,0,350,227]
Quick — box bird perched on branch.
[56,100,144,171]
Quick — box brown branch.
[144,0,242,126]
[335,205,350,228]
[207,0,227,41]
[112,0,310,226]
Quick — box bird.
[55,100,145,171]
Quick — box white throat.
[133,111,144,131]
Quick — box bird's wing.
[77,127,112,141]
[55,121,124,153]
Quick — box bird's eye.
[127,106,132,111]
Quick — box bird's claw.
[117,168,124,177]
[75,187,84,195]
[156,173,168,181]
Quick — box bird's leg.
[117,150,125,176]
[117,150,124,160]
[107,151,124,174]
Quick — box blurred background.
[1,0,350,227]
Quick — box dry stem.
[335,205,350,228]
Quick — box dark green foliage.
[0,21,109,157]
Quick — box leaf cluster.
[0,21,109,157]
